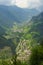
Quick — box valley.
[0,5,43,65]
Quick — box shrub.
[29,45,43,65]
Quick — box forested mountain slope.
[0,10,43,59]
[0,5,39,27]
[15,12,43,60]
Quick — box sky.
[0,0,43,8]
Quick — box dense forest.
[0,5,43,65]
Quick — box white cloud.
[0,0,43,8]
[15,0,28,8]
[28,0,41,8]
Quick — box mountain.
[39,6,43,12]
[14,12,43,60]
[0,5,42,59]
[23,12,43,43]
[0,5,40,42]
[0,5,40,28]
[31,12,43,21]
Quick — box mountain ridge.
[0,5,40,28]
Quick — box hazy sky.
[0,0,43,8]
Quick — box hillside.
[28,12,43,42]
[0,8,43,60]
[0,5,40,28]
[16,12,43,60]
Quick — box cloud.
[0,0,28,8]
[40,0,43,6]
[15,0,28,8]
[0,0,43,8]
[28,0,41,8]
